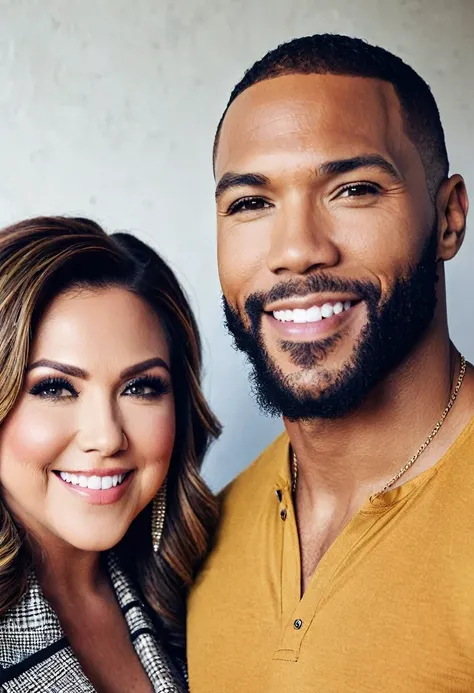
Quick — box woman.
[0,216,220,692]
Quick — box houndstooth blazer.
[0,554,187,692]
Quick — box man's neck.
[285,334,470,507]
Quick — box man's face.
[215,74,440,419]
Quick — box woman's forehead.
[30,287,170,370]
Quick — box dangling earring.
[151,479,167,553]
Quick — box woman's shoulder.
[0,573,90,691]
[0,572,65,668]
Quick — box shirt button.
[294,619,303,630]
[280,508,287,521]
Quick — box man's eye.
[338,183,380,198]
[227,197,272,214]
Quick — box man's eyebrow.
[215,156,401,201]
[27,360,89,379]
[215,172,270,201]
[318,154,402,182]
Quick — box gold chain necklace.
[291,355,467,498]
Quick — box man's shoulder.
[218,430,289,516]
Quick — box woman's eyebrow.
[26,357,171,380]
[27,359,88,379]
[120,358,171,379]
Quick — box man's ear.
[436,174,469,261]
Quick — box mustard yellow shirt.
[188,417,474,692]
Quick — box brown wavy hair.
[0,216,221,650]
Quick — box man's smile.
[263,298,364,341]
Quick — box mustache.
[244,274,381,330]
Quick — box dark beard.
[223,228,439,420]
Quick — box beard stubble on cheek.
[222,224,439,420]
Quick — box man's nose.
[266,193,340,276]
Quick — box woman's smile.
[53,468,135,505]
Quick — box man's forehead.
[215,73,409,176]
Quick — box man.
[188,34,473,692]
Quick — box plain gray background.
[0,0,472,490]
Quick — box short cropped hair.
[213,34,449,198]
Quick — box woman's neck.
[30,535,107,602]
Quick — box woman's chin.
[55,530,127,553]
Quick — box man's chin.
[247,348,367,420]
[281,367,334,391]
[264,330,358,376]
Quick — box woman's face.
[0,286,175,553]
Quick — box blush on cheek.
[0,406,71,471]
[150,421,176,462]
[131,411,176,464]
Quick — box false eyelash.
[28,375,171,401]
[29,376,78,398]
[122,375,171,399]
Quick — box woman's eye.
[122,376,171,400]
[227,197,272,214]
[338,183,380,198]
[29,378,77,401]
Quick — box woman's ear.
[436,174,469,262]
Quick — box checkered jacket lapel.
[0,554,187,692]
[108,554,187,692]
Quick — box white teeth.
[321,303,334,319]
[58,472,127,490]
[293,309,308,323]
[273,300,354,323]
[306,306,322,322]
[101,476,113,490]
[87,476,102,490]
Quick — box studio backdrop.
[0,0,472,489]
